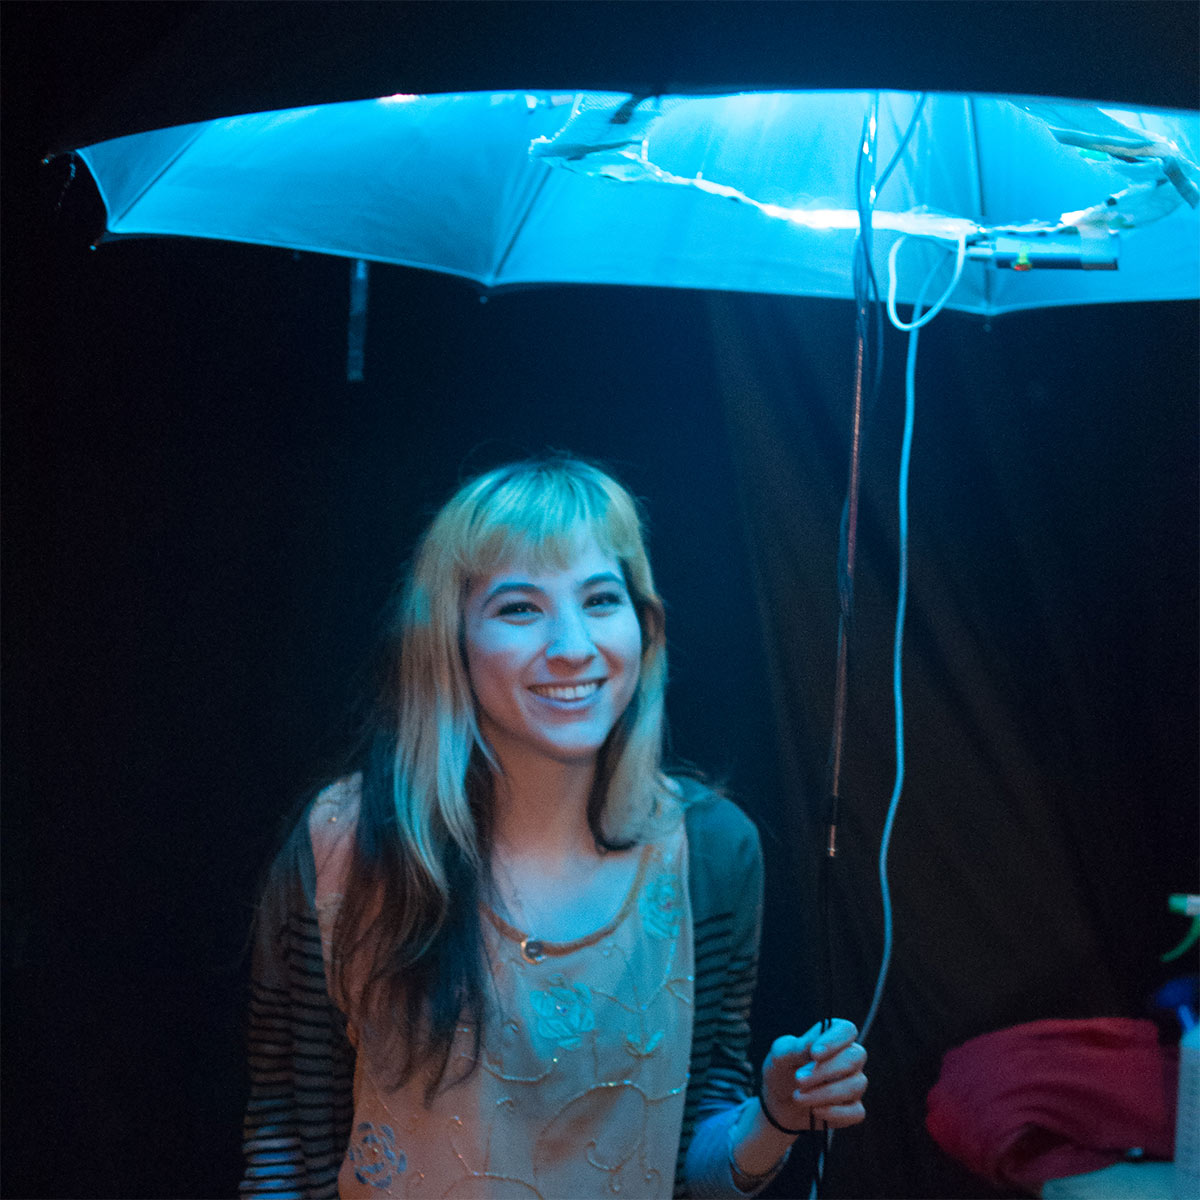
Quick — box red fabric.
[925,1018,1178,1191]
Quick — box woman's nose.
[545,609,595,661]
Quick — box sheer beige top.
[310,781,695,1199]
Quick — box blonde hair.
[329,455,671,1095]
[393,455,670,896]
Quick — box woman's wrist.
[757,1077,809,1135]
[729,1095,797,1182]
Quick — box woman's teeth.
[529,681,602,701]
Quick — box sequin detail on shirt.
[530,982,596,1050]
[328,803,694,1199]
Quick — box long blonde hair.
[332,454,670,1094]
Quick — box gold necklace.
[482,843,654,964]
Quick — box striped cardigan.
[241,779,775,1198]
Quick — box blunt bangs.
[453,462,646,583]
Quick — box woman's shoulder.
[668,775,761,853]
[307,772,363,860]
[256,773,365,922]
[308,772,362,827]
[669,775,763,928]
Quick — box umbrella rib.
[488,168,552,288]
[965,94,992,314]
[106,123,213,228]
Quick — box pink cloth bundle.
[926,1018,1178,1191]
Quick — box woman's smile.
[527,679,605,702]
[462,532,642,768]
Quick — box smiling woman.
[241,455,866,1200]
[463,537,644,772]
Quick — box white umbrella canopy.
[73,88,1198,316]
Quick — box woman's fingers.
[766,1019,860,1073]
[809,1018,859,1058]
[792,1058,868,1109]
[812,1100,867,1129]
[794,1040,867,1090]
[761,1020,868,1132]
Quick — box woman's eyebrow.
[484,580,541,602]
[580,572,626,590]
[482,572,625,603]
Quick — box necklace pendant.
[520,937,545,964]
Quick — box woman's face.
[462,530,643,771]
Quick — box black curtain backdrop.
[4,4,1198,1199]
[707,295,1199,1198]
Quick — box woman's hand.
[760,1018,867,1131]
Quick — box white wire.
[813,107,954,1199]
[859,306,919,1043]
[886,233,967,332]
[859,244,951,1042]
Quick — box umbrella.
[63,89,1198,947]
[66,88,1199,318]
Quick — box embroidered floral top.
[243,778,780,1199]
[310,784,694,1199]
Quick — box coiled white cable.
[886,233,968,332]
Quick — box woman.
[242,456,866,1199]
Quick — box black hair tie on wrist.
[758,1078,807,1136]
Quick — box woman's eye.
[585,591,624,610]
[496,600,538,617]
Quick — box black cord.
[876,93,928,197]
[852,93,929,462]
[758,1078,810,1136]
[816,94,929,1200]
[818,94,927,1200]
[839,95,931,670]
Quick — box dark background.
[3,4,1197,1199]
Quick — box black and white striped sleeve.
[241,835,354,1199]
[677,787,785,1198]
